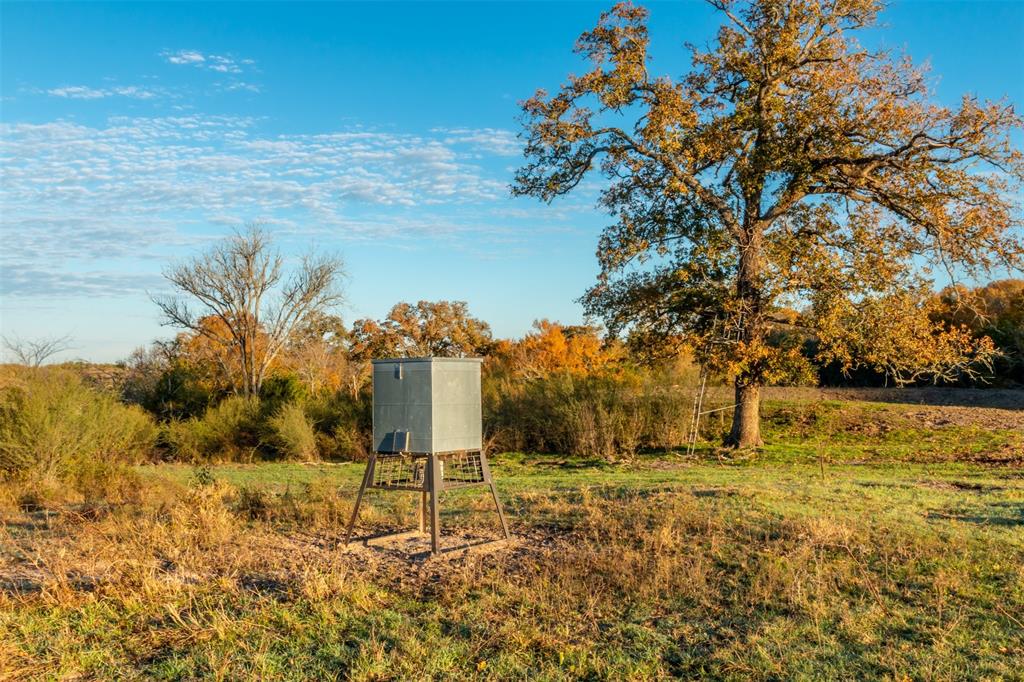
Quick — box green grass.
[136,451,1024,538]
[2,398,1023,680]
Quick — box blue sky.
[1,1,1022,363]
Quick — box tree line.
[120,225,1022,427]
[1,228,1020,495]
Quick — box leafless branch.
[152,223,345,396]
[2,333,74,367]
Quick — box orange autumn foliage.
[490,320,624,380]
[176,315,271,395]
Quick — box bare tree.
[153,224,344,396]
[2,333,73,367]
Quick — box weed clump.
[235,484,272,521]
[163,395,262,462]
[267,402,318,461]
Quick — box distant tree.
[514,0,1022,446]
[495,320,622,379]
[121,341,213,420]
[933,279,1024,384]
[282,312,352,395]
[120,342,172,406]
[177,316,250,393]
[2,333,73,367]
[349,301,493,360]
[154,225,344,397]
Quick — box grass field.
[1,398,1022,680]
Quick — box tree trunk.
[727,214,765,449]
[726,382,763,448]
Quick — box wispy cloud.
[161,49,255,74]
[434,127,522,156]
[163,49,205,65]
[47,85,161,100]
[0,267,164,298]
[0,117,572,298]
[222,81,261,93]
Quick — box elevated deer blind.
[344,357,509,554]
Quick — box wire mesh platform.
[371,454,427,490]
[347,449,509,555]
[441,451,485,486]
[369,451,486,491]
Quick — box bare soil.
[762,386,1024,411]
[697,386,1024,430]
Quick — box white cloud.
[434,127,522,156]
[47,86,107,99]
[223,81,261,93]
[207,55,242,73]
[161,49,253,75]
[162,49,206,65]
[159,49,259,93]
[0,117,567,298]
[0,267,165,298]
[47,85,161,100]
[111,86,159,100]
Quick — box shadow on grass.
[761,386,1024,411]
[528,457,613,470]
[927,503,1024,527]
[0,572,102,596]
[0,577,42,595]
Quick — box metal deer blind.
[345,358,509,555]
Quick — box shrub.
[190,464,216,487]
[552,374,650,459]
[162,395,262,462]
[485,370,697,460]
[260,373,308,409]
[161,419,204,462]
[0,366,157,488]
[267,402,318,461]
[0,482,16,514]
[318,424,370,461]
[304,392,371,461]
[124,360,212,421]
[70,458,144,505]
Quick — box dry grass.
[1,449,1022,680]
[2,393,1021,679]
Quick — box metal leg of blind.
[418,490,428,533]
[344,450,509,554]
[429,454,442,555]
[344,453,375,546]
[480,453,510,539]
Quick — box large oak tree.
[513,0,1023,446]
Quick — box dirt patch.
[762,386,1024,411]
[903,406,1024,431]
[966,442,1024,465]
[333,526,560,591]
